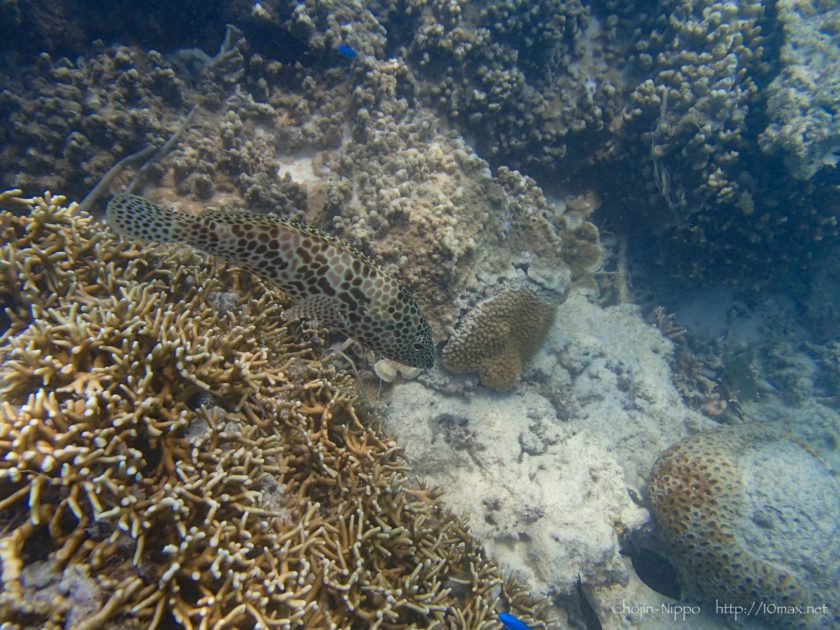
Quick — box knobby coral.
[0,191,554,628]
[759,0,840,181]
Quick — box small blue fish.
[336,42,358,58]
[499,611,532,630]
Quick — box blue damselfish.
[499,611,532,630]
[336,42,358,58]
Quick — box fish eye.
[413,341,425,351]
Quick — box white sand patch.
[276,148,325,185]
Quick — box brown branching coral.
[0,192,555,628]
[442,284,561,392]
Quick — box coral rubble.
[0,191,554,628]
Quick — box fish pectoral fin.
[282,295,351,332]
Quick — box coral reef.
[649,424,839,628]
[385,377,650,619]
[442,282,563,391]
[4,3,840,628]
[1,4,599,332]
[759,0,840,181]
[626,0,769,218]
[3,0,840,290]
[324,101,583,330]
[139,50,589,333]
[408,0,627,173]
[0,191,555,628]
[659,284,840,418]
[0,43,187,198]
[0,0,229,57]
[607,0,840,282]
[609,0,774,280]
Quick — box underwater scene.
[0,0,838,628]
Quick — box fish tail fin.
[106,194,194,243]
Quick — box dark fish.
[575,575,603,630]
[499,611,531,630]
[336,42,358,58]
[620,537,682,600]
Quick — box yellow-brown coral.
[0,192,556,628]
[441,284,558,391]
[649,425,838,628]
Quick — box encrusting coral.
[441,283,561,392]
[0,190,555,628]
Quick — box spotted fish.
[106,194,434,368]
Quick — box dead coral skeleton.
[0,191,556,628]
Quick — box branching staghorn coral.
[0,191,555,628]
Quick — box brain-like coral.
[649,424,839,628]
[441,283,563,391]
[0,191,555,628]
